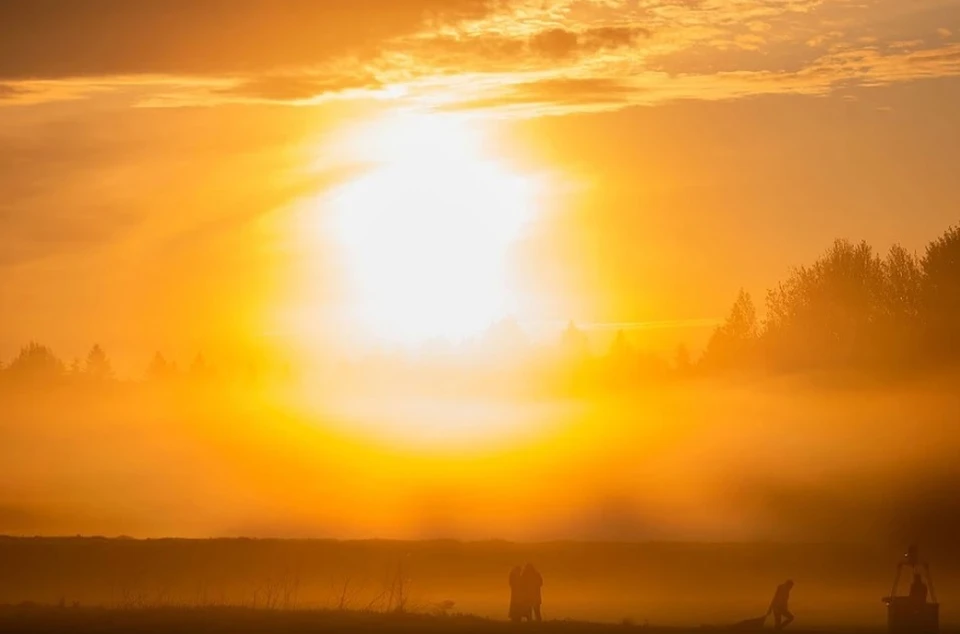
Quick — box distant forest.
[2,222,959,392]
[700,222,960,377]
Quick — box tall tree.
[85,344,113,381]
[762,240,885,371]
[702,289,759,371]
[877,244,923,367]
[5,342,64,385]
[147,352,172,381]
[921,224,960,363]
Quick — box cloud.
[220,74,384,102]
[444,77,637,112]
[0,0,493,79]
[432,37,960,117]
[0,84,29,99]
[377,0,960,115]
[535,25,652,57]
[530,28,582,57]
[2,0,959,115]
[402,25,650,73]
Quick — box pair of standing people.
[509,563,543,622]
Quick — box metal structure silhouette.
[882,545,939,634]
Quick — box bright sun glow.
[327,112,539,346]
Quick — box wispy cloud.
[1,0,959,114]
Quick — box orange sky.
[3,1,960,544]
[1,0,960,370]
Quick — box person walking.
[767,579,795,630]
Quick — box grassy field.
[0,605,956,634]
[1,538,957,629]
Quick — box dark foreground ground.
[3,538,958,627]
[0,606,956,634]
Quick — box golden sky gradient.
[2,0,959,366]
[2,1,960,543]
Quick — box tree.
[876,244,923,367]
[883,244,923,320]
[85,344,113,381]
[5,342,65,385]
[921,224,960,363]
[762,240,885,371]
[147,352,172,381]
[701,289,758,371]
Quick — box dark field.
[1,606,959,634]
[1,538,957,629]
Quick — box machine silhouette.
[882,545,939,634]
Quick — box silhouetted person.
[767,579,794,630]
[910,573,928,605]
[508,565,527,623]
[520,563,543,622]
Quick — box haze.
[2,0,960,556]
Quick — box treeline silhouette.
[702,223,960,377]
[0,330,675,398]
[2,222,959,395]
[0,343,227,388]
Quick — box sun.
[327,112,539,346]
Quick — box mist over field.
[4,1,960,631]
[3,370,959,546]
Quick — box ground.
[0,606,952,634]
